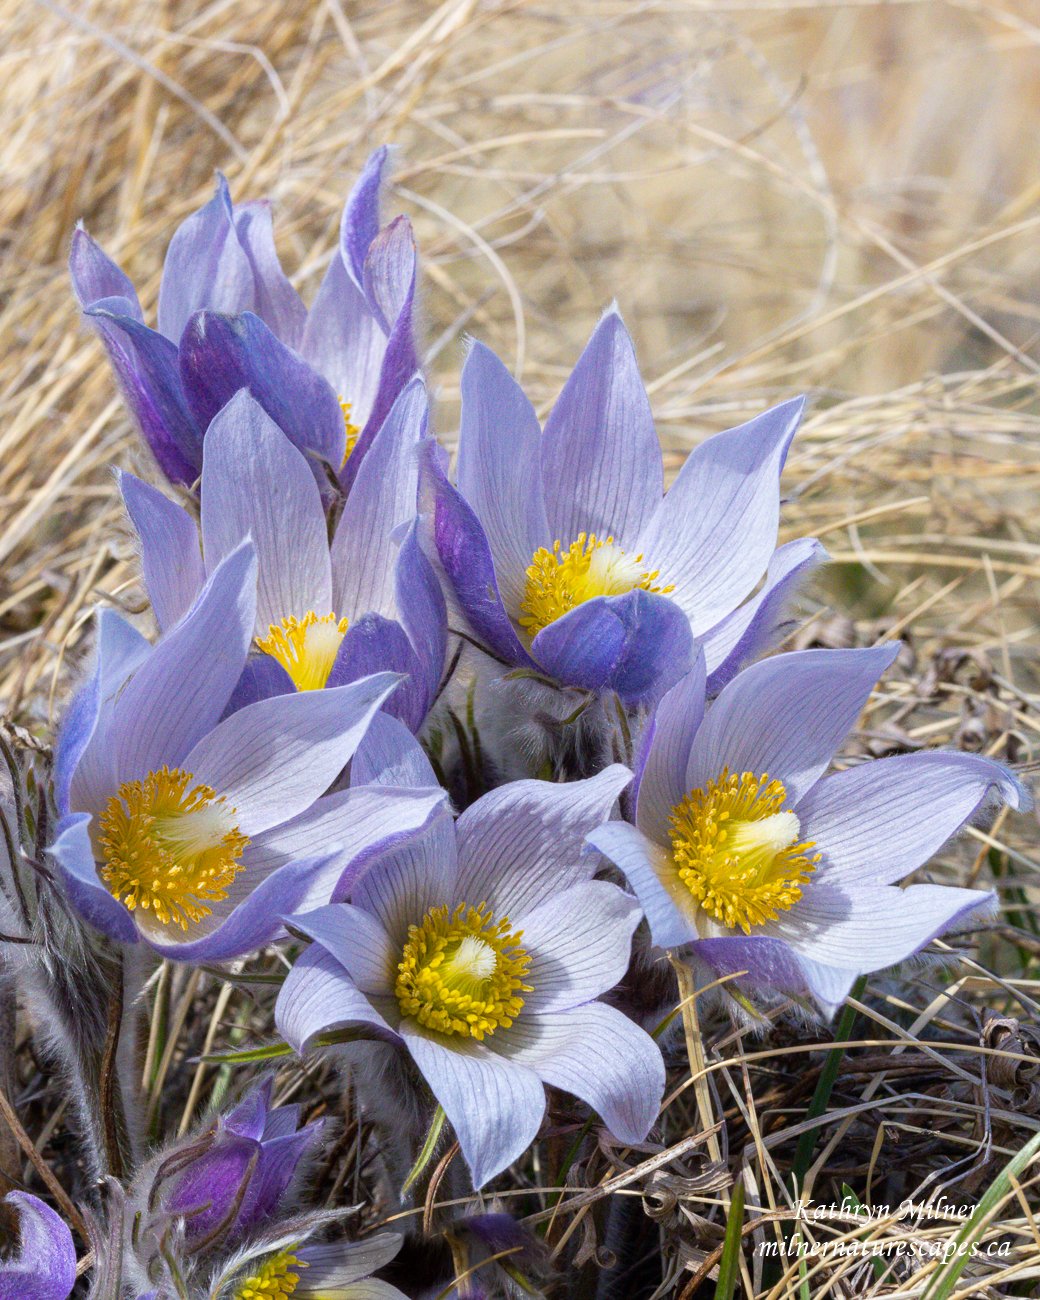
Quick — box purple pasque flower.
[119,382,446,733]
[155,1079,324,1249]
[588,645,1027,1014]
[48,542,446,962]
[70,148,417,490]
[422,309,823,708]
[275,716,664,1189]
[216,1234,406,1300]
[0,1192,76,1300]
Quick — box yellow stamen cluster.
[234,1251,306,1300]
[339,396,361,468]
[98,766,248,931]
[395,903,532,1040]
[669,769,820,935]
[257,611,349,692]
[519,532,674,635]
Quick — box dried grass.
[2,1,1039,1296]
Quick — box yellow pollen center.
[668,769,820,935]
[98,766,249,931]
[395,903,532,1040]
[256,611,349,692]
[519,532,674,635]
[235,1251,305,1300]
[339,396,361,468]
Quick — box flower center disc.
[519,532,673,635]
[395,903,532,1040]
[235,1250,305,1300]
[257,611,349,692]
[98,766,249,931]
[668,769,820,935]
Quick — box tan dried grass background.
[3,4,1040,1294]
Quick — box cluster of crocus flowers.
[34,143,1027,1289]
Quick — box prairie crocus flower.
[218,1235,406,1300]
[422,311,823,707]
[588,646,1027,1013]
[151,1080,324,1248]
[0,1192,75,1299]
[48,543,446,961]
[275,720,664,1188]
[120,382,445,731]
[70,148,417,489]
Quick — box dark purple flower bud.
[0,1192,76,1300]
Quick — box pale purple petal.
[454,765,631,919]
[180,310,343,469]
[689,934,856,1014]
[455,341,549,612]
[497,1002,663,1144]
[517,881,641,1012]
[70,225,142,320]
[400,1023,545,1189]
[276,946,395,1053]
[200,389,332,632]
[158,174,255,342]
[702,537,826,691]
[287,903,395,994]
[635,397,804,635]
[331,378,426,620]
[232,200,307,347]
[540,310,661,546]
[109,542,257,787]
[796,751,1027,888]
[585,820,697,949]
[762,881,997,969]
[300,257,385,431]
[422,443,536,669]
[634,654,706,844]
[350,707,443,790]
[0,1192,76,1300]
[685,644,900,807]
[85,308,201,484]
[531,588,695,705]
[342,147,390,290]
[362,215,415,336]
[297,1234,403,1290]
[119,470,204,632]
[184,673,400,836]
[48,813,138,945]
[391,520,447,728]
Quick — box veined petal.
[119,471,205,632]
[635,397,804,635]
[541,310,661,546]
[350,709,443,790]
[287,903,395,994]
[518,881,641,1013]
[685,644,900,808]
[796,751,1028,887]
[531,588,695,706]
[232,200,307,347]
[301,258,384,432]
[342,146,390,291]
[331,378,427,621]
[586,820,698,949]
[498,1002,664,1145]
[454,765,631,920]
[85,307,201,484]
[688,934,856,1016]
[400,1023,545,1189]
[276,945,396,1054]
[362,215,415,337]
[200,389,332,632]
[0,1192,76,1300]
[70,225,142,320]
[702,537,827,692]
[421,442,537,669]
[184,673,400,836]
[392,520,447,729]
[109,541,257,787]
[456,340,549,613]
[634,654,706,845]
[762,881,997,970]
[179,310,344,469]
[327,614,423,731]
[296,1234,404,1293]
[158,174,255,342]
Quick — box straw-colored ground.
[2,2,1039,1297]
